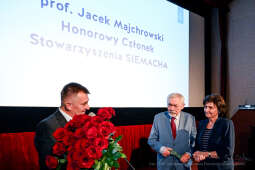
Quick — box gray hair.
[167,93,185,105]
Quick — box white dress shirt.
[169,112,181,130]
[59,108,72,122]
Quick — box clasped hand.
[193,151,218,162]
[193,151,206,162]
[162,147,190,163]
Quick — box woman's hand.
[193,151,206,162]
[193,151,218,162]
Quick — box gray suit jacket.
[148,111,197,170]
[34,110,67,170]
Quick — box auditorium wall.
[210,0,255,117]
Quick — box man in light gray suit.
[148,93,197,170]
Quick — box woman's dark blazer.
[194,117,235,170]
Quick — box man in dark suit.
[148,93,197,170]
[34,82,90,170]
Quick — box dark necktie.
[171,117,176,139]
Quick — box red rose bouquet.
[45,107,126,170]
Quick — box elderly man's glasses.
[168,103,182,108]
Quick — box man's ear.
[181,104,185,110]
[65,102,72,111]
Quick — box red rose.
[97,107,116,120]
[52,142,66,156]
[64,115,90,132]
[64,121,76,132]
[94,137,109,150]
[66,153,80,170]
[67,150,75,163]
[70,150,94,168]
[67,162,80,170]
[81,121,94,133]
[91,116,104,125]
[78,154,95,169]
[86,145,103,159]
[99,121,115,137]
[53,127,67,141]
[71,150,83,162]
[63,131,76,146]
[71,114,90,128]
[45,155,58,169]
[74,138,90,151]
[74,127,87,139]
[86,127,99,139]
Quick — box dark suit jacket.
[195,118,235,170]
[34,110,67,170]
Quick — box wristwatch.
[208,152,211,158]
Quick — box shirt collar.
[169,112,181,121]
[59,108,72,122]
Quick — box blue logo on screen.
[177,7,184,24]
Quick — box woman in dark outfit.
[193,94,235,170]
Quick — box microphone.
[124,158,135,170]
[88,112,96,117]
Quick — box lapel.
[178,112,185,130]
[198,119,208,143]
[176,112,184,139]
[164,111,174,141]
[55,110,67,128]
[208,118,221,144]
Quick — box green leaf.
[56,166,60,170]
[108,143,114,150]
[120,153,127,158]
[103,163,111,170]
[113,161,120,168]
[102,149,108,154]
[106,159,114,167]
[113,152,121,160]
[114,135,122,143]
[93,160,101,170]
[58,158,66,164]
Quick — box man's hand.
[180,153,190,163]
[161,147,172,157]
[209,151,218,159]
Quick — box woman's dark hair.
[203,94,227,117]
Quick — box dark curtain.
[205,0,233,101]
